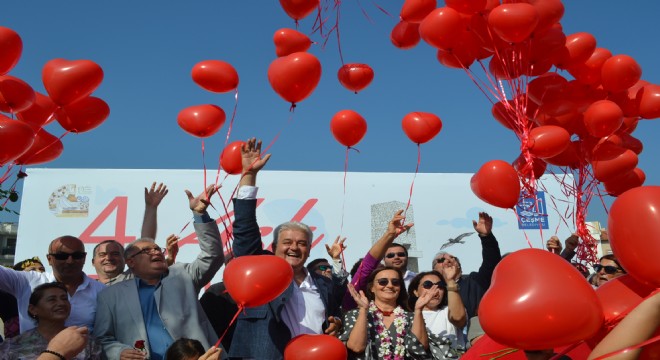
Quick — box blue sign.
[516,191,549,230]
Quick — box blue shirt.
[137,279,173,360]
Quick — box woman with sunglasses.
[341,266,435,359]
[593,254,626,288]
[408,270,467,359]
[0,282,101,359]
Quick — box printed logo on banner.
[516,191,548,230]
[48,184,92,217]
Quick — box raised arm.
[439,264,467,329]
[560,234,579,262]
[473,212,501,288]
[183,184,225,292]
[141,182,169,239]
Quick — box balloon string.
[403,144,421,220]
[335,1,345,65]
[0,167,22,208]
[214,305,244,348]
[214,89,240,187]
[21,129,70,165]
[511,210,534,249]
[0,164,14,185]
[592,334,660,360]
[216,192,235,260]
[177,219,192,237]
[479,347,519,359]
[340,146,349,236]
[261,107,296,156]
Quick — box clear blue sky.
[1,1,658,226]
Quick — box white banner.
[17,168,575,285]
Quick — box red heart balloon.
[470,160,520,209]
[401,111,442,144]
[17,92,57,131]
[596,274,655,324]
[0,75,36,113]
[513,153,547,180]
[601,55,642,93]
[544,140,581,168]
[191,60,239,93]
[390,21,421,50]
[488,3,539,43]
[220,141,245,175]
[608,186,660,288]
[279,0,319,21]
[0,115,35,166]
[273,28,312,57]
[527,125,570,159]
[330,109,367,147]
[567,47,611,86]
[637,84,660,119]
[445,0,486,15]
[337,63,374,94]
[56,96,109,133]
[177,104,226,138]
[267,52,321,105]
[479,249,604,350]
[419,7,463,50]
[400,0,437,23]
[14,129,63,166]
[554,32,597,69]
[42,58,103,106]
[224,255,293,308]
[583,100,624,138]
[0,27,23,75]
[284,334,347,360]
[591,149,638,182]
[603,168,645,196]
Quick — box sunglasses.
[593,264,621,275]
[376,278,401,287]
[49,252,87,261]
[316,265,332,272]
[385,252,407,259]
[422,280,445,289]
[129,246,163,259]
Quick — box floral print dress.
[0,328,102,360]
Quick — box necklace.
[369,301,407,360]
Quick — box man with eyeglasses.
[383,243,416,289]
[228,138,343,359]
[432,212,501,321]
[93,185,226,360]
[0,235,106,334]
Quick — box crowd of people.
[0,138,655,360]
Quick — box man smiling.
[91,240,125,285]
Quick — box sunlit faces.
[371,269,402,303]
[29,287,71,323]
[274,229,310,270]
[47,236,86,280]
[596,258,624,287]
[126,241,167,278]
[414,274,444,311]
[383,245,408,271]
[92,242,125,278]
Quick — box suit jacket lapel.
[123,280,149,342]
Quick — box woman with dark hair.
[165,338,221,360]
[593,254,626,288]
[408,270,466,359]
[0,282,101,359]
[340,266,434,359]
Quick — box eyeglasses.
[376,278,401,287]
[316,265,332,272]
[422,280,445,289]
[49,252,86,261]
[129,246,163,259]
[593,264,621,274]
[385,252,407,259]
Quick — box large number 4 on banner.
[79,196,136,246]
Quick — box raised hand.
[185,184,219,213]
[472,212,493,236]
[565,234,579,251]
[546,236,562,254]
[241,138,272,175]
[387,210,414,237]
[415,285,440,311]
[325,236,346,261]
[165,234,179,266]
[440,263,460,281]
[348,283,369,309]
[144,182,168,207]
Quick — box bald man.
[0,235,105,334]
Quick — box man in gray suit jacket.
[93,185,225,360]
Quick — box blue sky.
[1,1,658,226]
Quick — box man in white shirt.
[0,235,105,333]
[384,243,417,289]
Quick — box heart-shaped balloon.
[488,3,539,43]
[0,75,36,113]
[390,21,421,50]
[603,168,645,196]
[479,248,604,350]
[191,60,239,93]
[330,109,367,147]
[470,160,520,209]
[177,104,226,138]
[224,255,293,308]
[17,92,57,131]
[0,26,23,75]
[279,0,319,21]
[273,28,312,57]
[401,111,442,144]
[591,148,638,182]
[14,129,63,166]
[284,334,347,360]
[596,274,655,324]
[0,115,35,166]
[56,96,109,133]
[637,84,660,119]
[220,141,245,175]
[42,58,103,106]
[527,125,570,159]
[337,63,374,94]
[400,0,437,23]
[267,52,321,105]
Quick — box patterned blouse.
[0,328,102,360]
[339,308,431,360]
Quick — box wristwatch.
[446,283,460,292]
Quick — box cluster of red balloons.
[0,26,108,169]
